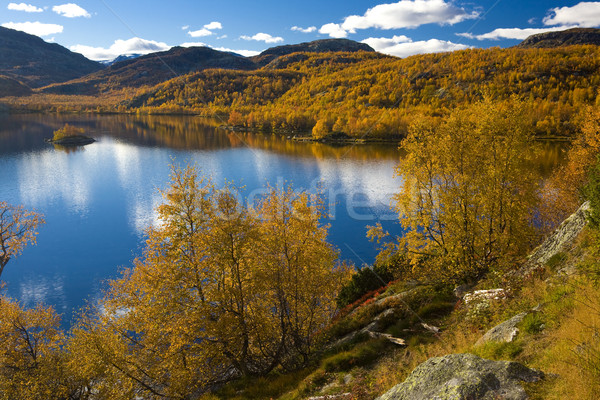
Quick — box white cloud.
[217,34,228,39]
[52,3,90,18]
[187,22,222,38]
[344,0,477,33]
[363,36,470,58]
[318,23,347,38]
[210,46,260,57]
[7,3,43,12]
[181,25,189,30]
[361,34,411,50]
[1,21,63,36]
[70,37,170,61]
[457,26,578,40]
[180,42,260,57]
[291,25,317,33]
[240,32,284,43]
[188,28,212,37]
[204,21,222,30]
[543,2,600,27]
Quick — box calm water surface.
[0,113,412,326]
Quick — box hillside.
[40,39,375,96]
[0,75,32,97]
[41,46,257,95]
[0,26,102,88]
[126,46,600,138]
[251,38,375,67]
[517,28,600,48]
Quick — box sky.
[1,0,599,61]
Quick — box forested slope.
[129,46,600,138]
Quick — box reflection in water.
[52,144,87,153]
[17,149,91,215]
[19,274,67,312]
[0,113,568,328]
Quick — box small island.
[45,124,95,146]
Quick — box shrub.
[336,252,411,308]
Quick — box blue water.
[0,114,404,326]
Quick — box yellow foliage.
[0,202,44,279]
[52,123,85,141]
[394,99,541,282]
[67,165,350,397]
[0,298,67,399]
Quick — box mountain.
[101,54,143,66]
[42,39,376,95]
[0,26,102,88]
[42,46,257,95]
[517,28,600,48]
[251,38,375,67]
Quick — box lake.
[0,113,413,326]
[0,113,567,326]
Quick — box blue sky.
[1,0,598,60]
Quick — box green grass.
[520,312,546,335]
[471,340,524,360]
[321,339,388,373]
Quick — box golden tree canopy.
[395,99,541,282]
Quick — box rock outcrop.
[475,313,527,346]
[517,28,600,48]
[376,353,544,400]
[514,202,589,278]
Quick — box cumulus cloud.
[52,3,90,18]
[187,21,223,38]
[318,0,478,38]
[318,23,347,38]
[543,2,600,27]
[7,3,43,12]
[240,32,284,43]
[457,26,578,40]
[291,25,317,33]
[180,42,260,57]
[362,34,411,50]
[204,21,222,30]
[362,35,470,58]
[181,25,189,30]
[70,37,170,61]
[1,21,63,36]
[188,28,212,37]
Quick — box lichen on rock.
[376,353,544,400]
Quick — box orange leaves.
[0,202,44,278]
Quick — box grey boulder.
[376,353,543,400]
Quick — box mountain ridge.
[0,26,102,88]
[517,27,600,48]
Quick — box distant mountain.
[101,54,143,66]
[43,46,256,95]
[0,26,102,88]
[251,39,375,67]
[517,28,600,48]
